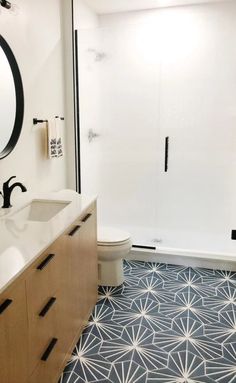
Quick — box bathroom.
[0,0,236,382]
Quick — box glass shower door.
[78,22,162,247]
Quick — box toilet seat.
[98,227,131,247]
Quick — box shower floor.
[59,260,236,383]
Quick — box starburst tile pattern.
[60,260,236,383]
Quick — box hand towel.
[55,117,64,158]
[46,119,58,158]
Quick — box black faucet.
[0,176,27,208]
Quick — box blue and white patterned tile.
[147,351,215,382]
[83,304,123,340]
[201,271,236,293]
[204,285,236,313]
[204,310,236,344]
[194,266,216,278]
[113,298,172,332]
[109,360,147,383]
[159,291,219,324]
[206,343,236,382]
[98,285,132,310]
[155,316,222,359]
[165,263,190,275]
[60,260,236,383]
[61,333,111,382]
[127,262,175,282]
[100,324,168,370]
[123,275,175,304]
[164,269,215,297]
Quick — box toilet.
[97,227,132,286]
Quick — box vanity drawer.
[29,334,67,383]
[28,292,62,374]
[26,238,66,317]
[0,280,28,383]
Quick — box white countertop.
[0,189,96,294]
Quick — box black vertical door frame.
[71,0,81,193]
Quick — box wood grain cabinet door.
[65,207,98,340]
[81,208,98,315]
[0,280,28,383]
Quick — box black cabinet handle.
[37,254,55,271]
[41,338,58,361]
[165,136,169,172]
[39,297,56,317]
[68,225,81,236]
[82,213,92,222]
[0,299,13,315]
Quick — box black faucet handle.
[4,176,16,186]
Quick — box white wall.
[0,0,67,198]
[77,1,236,254]
[74,0,99,29]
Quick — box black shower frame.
[72,0,81,193]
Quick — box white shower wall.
[76,1,236,254]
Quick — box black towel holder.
[33,118,48,125]
[33,116,65,125]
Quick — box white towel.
[46,118,64,159]
[55,117,64,158]
[47,119,58,158]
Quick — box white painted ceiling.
[84,0,228,14]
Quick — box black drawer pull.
[68,225,81,236]
[39,297,56,317]
[0,299,13,315]
[82,213,92,222]
[41,338,58,361]
[37,254,55,270]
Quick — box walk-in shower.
[74,0,236,268]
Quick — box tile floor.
[59,260,236,383]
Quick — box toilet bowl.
[97,227,132,286]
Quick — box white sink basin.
[9,199,71,222]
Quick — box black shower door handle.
[165,136,169,172]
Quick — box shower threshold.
[130,245,236,272]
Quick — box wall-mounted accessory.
[55,115,65,121]
[0,35,24,159]
[0,0,11,9]
[33,116,64,125]
[165,136,169,172]
[33,118,48,125]
[46,117,64,159]
[0,176,27,208]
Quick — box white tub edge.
[129,247,236,271]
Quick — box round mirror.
[0,35,24,159]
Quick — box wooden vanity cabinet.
[28,203,98,383]
[66,208,98,339]
[0,202,98,383]
[0,279,28,383]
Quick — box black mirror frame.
[0,34,24,159]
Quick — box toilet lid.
[98,227,131,245]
